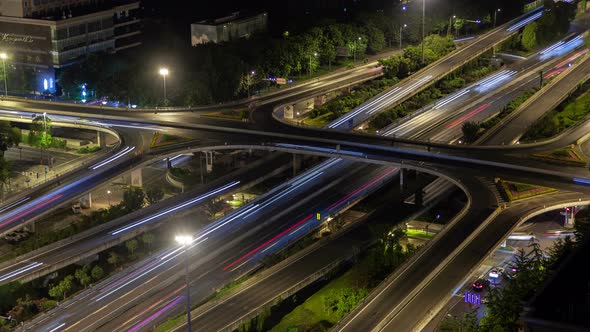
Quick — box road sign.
[464,292,481,305]
[276,78,287,85]
[316,213,321,220]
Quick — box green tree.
[125,239,138,257]
[49,275,74,300]
[120,187,145,213]
[91,265,104,281]
[461,121,481,143]
[0,121,20,156]
[141,232,155,250]
[521,22,538,51]
[30,116,52,148]
[74,267,91,288]
[145,186,165,205]
[107,252,121,267]
[6,295,38,323]
[440,310,479,332]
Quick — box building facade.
[191,12,267,46]
[0,0,141,94]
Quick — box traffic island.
[499,180,557,202]
[150,132,193,148]
[531,147,586,165]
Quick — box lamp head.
[175,235,192,245]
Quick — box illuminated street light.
[309,52,318,77]
[400,24,407,49]
[353,36,362,63]
[421,0,425,65]
[159,67,169,105]
[247,70,255,98]
[494,8,501,28]
[175,234,193,332]
[0,53,7,96]
[107,190,111,205]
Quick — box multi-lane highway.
[326,8,543,130]
[4,6,589,332]
[19,159,397,331]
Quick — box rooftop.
[29,0,139,21]
[194,11,267,26]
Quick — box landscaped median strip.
[498,179,557,202]
[532,147,586,165]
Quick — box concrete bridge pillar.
[205,151,214,173]
[131,168,143,188]
[80,192,92,208]
[97,131,106,148]
[564,207,576,229]
[400,168,405,191]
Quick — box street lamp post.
[107,190,111,205]
[309,52,318,77]
[421,0,425,65]
[175,235,193,332]
[42,112,48,167]
[494,8,501,28]
[159,68,169,105]
[0,53,7,96]
[353,36,362,63]
[247,70,255,98]
[399,24,407,49]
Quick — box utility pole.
[421,0,425,64]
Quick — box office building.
[191,11,267,46]
[0,0,141,93]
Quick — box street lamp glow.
[175,235,192,245]
[159,67,169,104]
[176,233,193,332]
[0,53,7,96]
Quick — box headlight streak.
[48,323,66,332]
[366,76,434,115]
[328,87,402,128]
[0,262,43,282]
[432,89,471,110]
[0,194,63,228]
[224,167,399,273]
[110,181,240,236]
[0,197,30,214]
[93,248,186,302]
[507,11,542,32]
[445,103,491,129]
[127,296,185,332]
[222,214,314,271]
[89,146,136,170]
[539,35,584,60]
[475,71,517,93]
[275,143,365,157]
[326,167,398,211]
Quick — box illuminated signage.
[0,33,34,44]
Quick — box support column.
[293,154,302,176]
[81,192,92,208]
[565,206,576,229]
[97,131,106,148]
[400,168,405,191]
[131,168,143,188]
[415,189,424,208]
[205,151,214,173]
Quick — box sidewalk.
[2,147,96,200]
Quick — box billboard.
[0,20,52,67]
